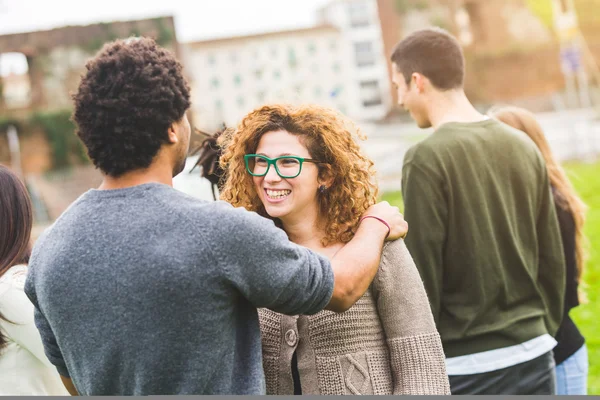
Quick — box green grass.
[567,161,600,394]
[381,161,600,394]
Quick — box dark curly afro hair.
[72,37,191,177]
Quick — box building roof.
[185,25,340,47]
[0,16,177,55]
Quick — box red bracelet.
[359,215,391,238]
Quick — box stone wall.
[378,0,600,109]
[0,127,53,174]
[0,16,178,175]
[0,16,178,116]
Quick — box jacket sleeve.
[1,270,55,369]
[372,239,450,395]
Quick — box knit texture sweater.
[259,239,450,395]
[402,119,566,358]
[24,183,334,395]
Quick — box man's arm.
[215,201,406,315]
[24,276,71,384]
[60,376,78,396]
[325,201,408,312]
[536,175,566,336]
[401,161,447,325]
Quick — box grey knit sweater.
[259,239,451,395]
[24,183,334,395]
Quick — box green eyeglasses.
[244,154,326,179]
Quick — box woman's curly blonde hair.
[219,104,378,246]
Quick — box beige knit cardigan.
[258,239,450,395]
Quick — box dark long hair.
[190,125,230,200]
[0,164,33,349]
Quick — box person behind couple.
[0,165,69,395]
[22,37,407,395]
[390,28,566,394]
[491,106,589,395]
[215,104,450,395]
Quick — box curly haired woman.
[217,104,450,395]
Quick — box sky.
[0,0,331,75]
[0,0,331,40]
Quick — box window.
[211,77,220,89]
[0,52,31,108]
[455,7,473,46]
[354,41,375,67]
[288,47,297,69]
[360,80,383,107]
[314,86,322,98]
[254,68,264,80]
[257,91,266,102]
[329,85,343,98]
[208,54,216,65]
[215,99,223,110]
[237,96,245,107]
[230,52,238,64]
[348,1,370,28]
[307,42,317,55]
[333,62,341,73]
[234,74,242,86]
[273,69,281,80]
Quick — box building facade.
[184,0,394,130]
[183,26,361,130]
[317,0,393,120]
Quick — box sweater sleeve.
[401,160,447,325]
[212,204,334,316]
[536,176,566,336]
[23,269,70,377]
[372,240,450,395]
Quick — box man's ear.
[413,73,427,93]
[167,122,178,144]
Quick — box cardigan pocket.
[316,350,393,395]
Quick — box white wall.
[318,0,392,121]
[183,28,360,131]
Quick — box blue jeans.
[555,344,588,395]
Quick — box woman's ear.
[318,164,335,188]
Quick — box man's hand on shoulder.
[362,201,408,240]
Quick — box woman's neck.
[283,216,323,247]
[282,216,342,258]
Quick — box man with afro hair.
[24,37,408,395]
